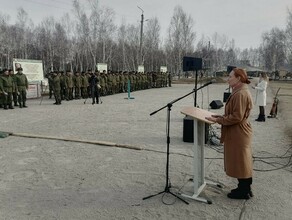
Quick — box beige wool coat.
[217,84,253,178]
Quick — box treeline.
[0,0,291,75]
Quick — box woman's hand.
[205,116,217,123]
[205,115,223,123]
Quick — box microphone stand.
[143,81,213,204]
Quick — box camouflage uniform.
[74,72,82,99]
[0,69,14,109]
[60,72,67,100]
[52,72,61,105]
[10,70,19,106]
[15,68,28,108]
[65,72,74,100]
[81,72,88,99]
[47,73,54,99]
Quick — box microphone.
[203,79,216,87]
[193,79,215,92]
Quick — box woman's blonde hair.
[260,72,268,82]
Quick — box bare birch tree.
[165,5,196,75]
[144,17,161,71]
[261,27,286,71]
[285,7,292,65]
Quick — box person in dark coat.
[206,68,253,200]
[88,72,100,105]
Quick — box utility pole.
[138,6,144,65]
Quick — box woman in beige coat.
[206,68,253,200]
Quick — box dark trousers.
[91,87,99,104]
[12,92,18,105]
[259,106,265,115]
[2,92,13,108]
[18,89,27,106]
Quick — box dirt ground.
[0,80,291,220]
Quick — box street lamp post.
[138,6,144,65]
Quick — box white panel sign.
[138,65,144,73]
[27,84,41,99]
[13,58,44,83]
[160,66,167,73]
[96,63,108,72]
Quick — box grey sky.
[1,0,291,49]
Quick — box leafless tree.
[285,7,292,65]
[165,5,196,75]
[261,27,286,71]
[143,17,161,71]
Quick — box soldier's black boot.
[3,104,8,110]
[19,103,23,108]
[23,102,28,108]
[9,104,14,109]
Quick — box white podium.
[180,106,220,204]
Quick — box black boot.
[9,104,14,109]
[255,114,265,122]
[23,102,28,108]
[228,178,252,199]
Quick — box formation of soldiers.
[47,70,172,105]
[0,68,29,110]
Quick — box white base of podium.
[180,107,222,204]
[180,180,221,204]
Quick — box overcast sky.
[1,0,291,49]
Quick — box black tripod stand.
[143,103,189,204]
[143,81,214,204]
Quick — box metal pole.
[138,6,144,65]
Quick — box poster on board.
[13,58,44,83]
[138,65,144,73]
[160,66,167,73]
[96,63,108,73]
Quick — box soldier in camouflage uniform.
[52,71,61,105]
[112,72,118,94]
[47,72,54,99]
[9,69,19,106]
[74,71,82,99]
[65,71,74,100]
[80,72,88,99]
[0,69,14,109]
[60,71,67,100]
[15,67,28,108]
[99,72,106,96]
[0,70,3,108]
[123,71,129,92]
[167,72,172,87]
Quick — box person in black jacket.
[88,72,100,105]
